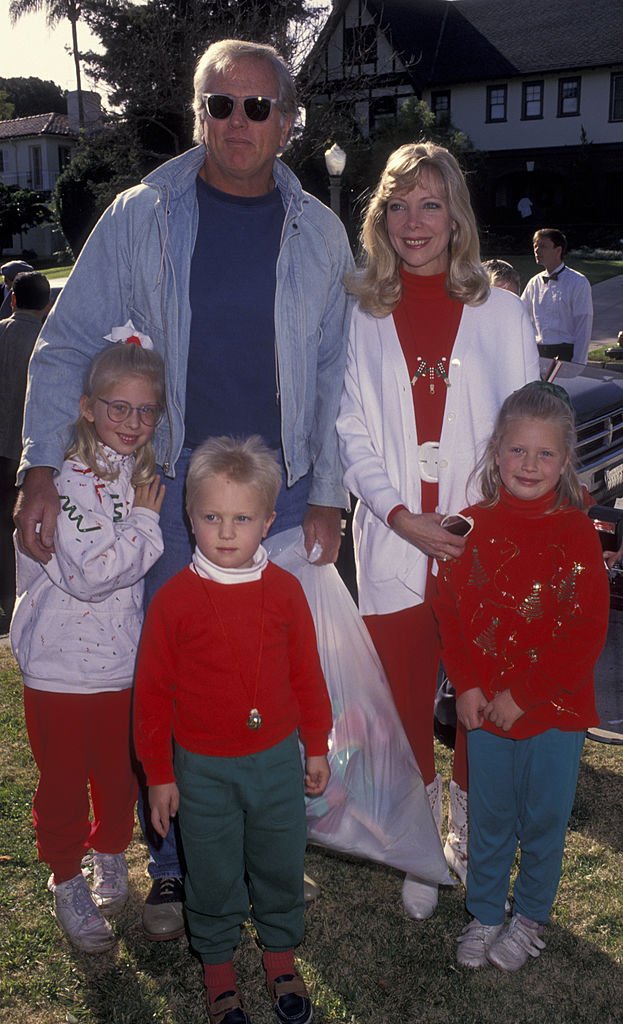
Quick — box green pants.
[175,732,307,963]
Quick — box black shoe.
[207,989,252,1024]
[142,876,185,941]
[270,974,312,1024]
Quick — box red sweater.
[133,563,333,785]
[434,488,609,739]
[392,269,463,514]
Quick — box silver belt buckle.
[418,440,440,483]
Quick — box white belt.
[418,440,440,483]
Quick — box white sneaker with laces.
[487,913,546,972]
[92,851,129,915]
[456,918,504,968]
[49,873,116,953]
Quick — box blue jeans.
[139,448,310,879]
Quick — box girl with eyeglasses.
[11,341,166,954]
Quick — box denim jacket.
[20,146,353,507]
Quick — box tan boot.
[402,774,442,921]
[444,780,468,884]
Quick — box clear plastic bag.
[264,528,451,885]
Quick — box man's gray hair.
[193,38,297,144]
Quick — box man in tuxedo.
[521,228,593,363]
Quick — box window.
[344,24,377,68]
[29,145,42,189]
[486,84,507,122]
[558,77,581,117]
[610,72,623,121]
[522,81,544,119]
[369,95,397,133]
[431,90,451,125]
[58,145,72,171]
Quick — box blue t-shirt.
[187,178,311,534]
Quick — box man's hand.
[456,687,488,730]
[484,689,525,732]
[134,477,166,514]
[14,466,59,563]
[302,505,342,565]
[304,755,330,796]
[149,782,180,838]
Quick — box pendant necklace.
[200,578,265,730]
[410,356,450,394]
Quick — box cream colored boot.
[444,780,468,884]
[402,773,443,921]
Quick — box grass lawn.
[35,257,623,292]
[1,643,622,1024]
[36,265,74,280]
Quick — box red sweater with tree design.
[434,487,609,739]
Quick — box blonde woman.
[337,142,540,919]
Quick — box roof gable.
[308,0,623,86]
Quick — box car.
[543,357,623,504]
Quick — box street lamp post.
[324,143,347,219]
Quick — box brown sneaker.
[267,972,312,1024]
[207,989,252,1024]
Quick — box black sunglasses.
[202,93,279,123]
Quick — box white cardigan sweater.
[337,287,540,615]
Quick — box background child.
[11,343,165,953]
[435,381,610,972]
[133,435,332,1024]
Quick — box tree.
[286,97,476,245]
[0,91,14,121]
[0,184,52,252]
[81,0,316,160]
[9,0,85,127]
[0,77,66,118]
[54,128,144,256]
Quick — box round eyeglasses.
[202,93,279,123]
[97,397,162,427]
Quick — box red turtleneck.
[434,487,609,739]
[392,269,463,513]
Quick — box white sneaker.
[92,852,129,915]
[401,775,444,920]
[402,874,438,920]
[487,914,546,972]
[456,918,504,968]
[49,873,116,953]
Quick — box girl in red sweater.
[435,381,609,972]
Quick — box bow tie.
[542,266,565,282]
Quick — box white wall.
[425,68,623,151]
[0,134,75,191]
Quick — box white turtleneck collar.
[191,544,268,584]
[94,443,135,475]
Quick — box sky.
[0,0,101,96]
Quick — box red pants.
[24,687,137,883]
[364,579,468,790]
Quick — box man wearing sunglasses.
[15,38,353,950]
